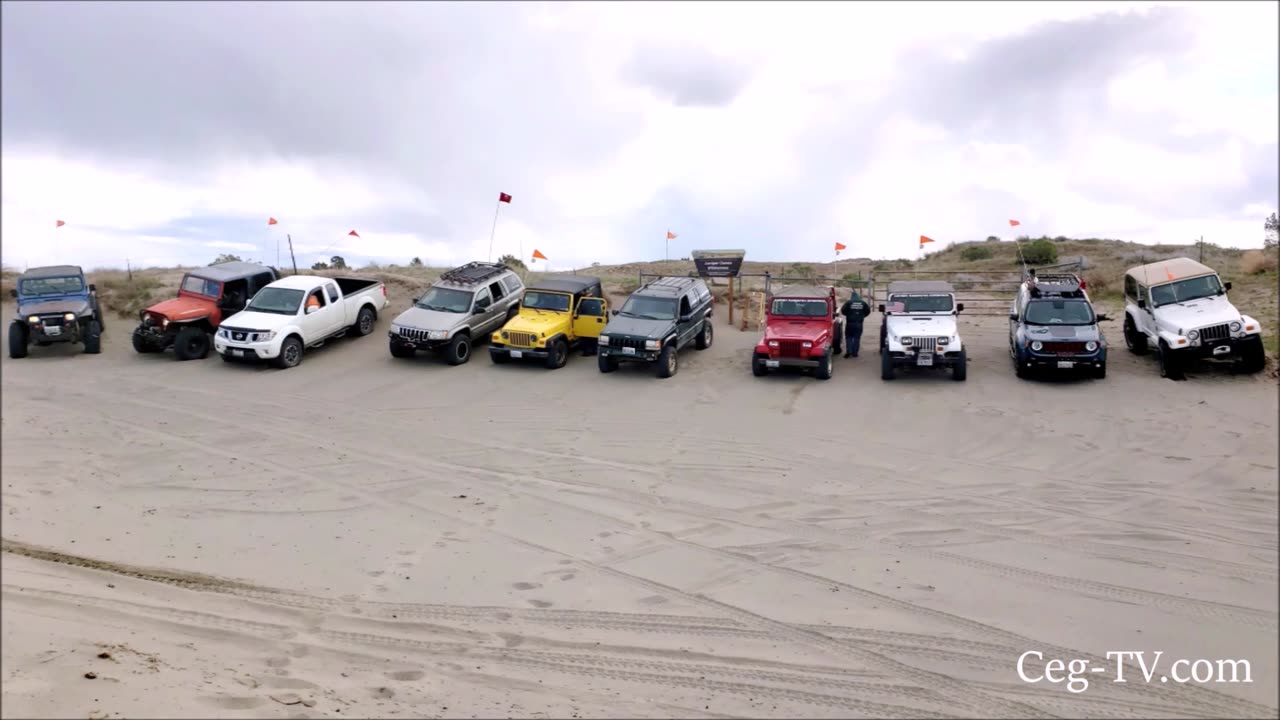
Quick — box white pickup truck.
[214,275,389,369]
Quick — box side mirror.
[1137,299,1147,309]
[611,309,619,316]
[1223,281,1232,291]
[89,283,97,292]
[956,303,965,313]
[1009,312,1018,321]
[305,304,319,314]
[8,289,15,299]
[473,304,486,315]
[678,314,693,323]
[1096,314,1110,322]
[877,304,886,313]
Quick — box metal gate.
[866,259,1085,317]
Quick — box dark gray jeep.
[8,265,104,358]
[597,276,714,378]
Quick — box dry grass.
[1243,249,1278,275]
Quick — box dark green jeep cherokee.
[597,276,714,379]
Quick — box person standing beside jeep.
[840,290,871,357]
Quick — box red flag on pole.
[498,192,512,204]
[666,231,677,240]
[531,249,547,261]
[919,235,935,246]
[55,220,65,228]
[1008,219,1021,227]
[268,217,278,226]
[834,242,847,253]
[348,230,360,238]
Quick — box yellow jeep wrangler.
[489,275,609,369]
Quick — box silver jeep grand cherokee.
[388,261,524,365]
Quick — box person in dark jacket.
[840,290,871,357]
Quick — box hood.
[506,310,568,333]
[17,297,90,317]
[220,309,294,332]
[1155,294,1242,332]
[887,315,957,338]
[1024,323,1101,342]
[764,318,830,343]
[393,306,469,332]
[603,314,673,339]
[147,295,216,321]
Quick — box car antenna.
[1013,235,1030,280]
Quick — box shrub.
[1243,249,1278,275]
[96,275,165,319]
[1023,238,1058,265]
[210,253,243,265]
[986,235,1001,243]
[311,261,329,270]
[498,254,527,272]
[960,245,993,261]
[788,263,814,278]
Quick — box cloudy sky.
[2,1,1276,271]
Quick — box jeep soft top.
[772,284,834,299]
[1124,257,1217,285]
[528,275,602,295]
[191,261,273,282]
[887,280,955,294]
[20,264,85,280]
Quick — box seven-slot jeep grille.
[778,340,806,358]
[905,336,938,351]
[506,331,537,347]
[1198,323,1230,343]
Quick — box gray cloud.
[620,43,754,107]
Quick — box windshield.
[1150,275,1223,307]
[246,287,305,315]
[181,274,221,298]
[415,286,472,313]
[619,295,677,321]
[523,291,571,312]
[770,298,829,317]
[1024,299,1095,325]
[18,275,84,296]
[887,294,953,313]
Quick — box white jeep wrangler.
[878,280,967,381]
[1121,257,1266,380]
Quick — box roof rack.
[1026,272,1086,298]
[637,276,698,294]
[439,261,509,285]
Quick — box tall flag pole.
[55,220,65,264]
[834,242,846,285]
[268,217,279,267]
[490,192,512,262]
[1008,219,1029,276]
[666,230,677,262]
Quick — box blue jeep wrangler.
[8,265,104,358]
[1008,272,1108,379]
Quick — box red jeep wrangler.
[132,261,278,360]
[751,285,845,380]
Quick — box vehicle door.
[572,296,608,340]
[483,281,508,331]
[321,282,350,335]
[500,274,524,312]
[676,293,697,347]
[1133,281,1156,337]
[298,287,331,339]
[471,286,497,331]
[1009,289,1023,348]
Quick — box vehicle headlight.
[645,339,661,350]
[938,337,950,345]
[217,328,228,338]
[1031,341,1043,351]
[1187,329,1199,342]
[389,324,402,335]
[598,335,610,345]
[63,312,76,322]
[1085,341,1098,352]
[901,337,912,346]
[255,331,276,342]
[27,315,38,324]
[1230,321,1242,332]
[768,340,779,347]
[801,341,812,348]
[162,318,169,327]
[428,330,449,340]
[501,331,509,339]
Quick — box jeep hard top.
[489,274,608,369]
[1009,272,1108,379]
[133,260,278,360]
[390,261,524,365]
[751,285,844,380]
[879,280,966,381]
[598,276,714,378]
[9,265,104,358]
[1121,257,1265,379]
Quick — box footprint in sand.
[385,670,424,682]
[527,599,553,608]
[512,582,541,591]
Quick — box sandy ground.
[1,299,1276,719]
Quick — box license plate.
[766,359,780,368]
[510,350,523,359]
[44,326,61,336]
[233,349,246,357]
[1057,360,1075,369]
[622,347,636,355]
[1213,345,1231,355]
[917,352,933,367]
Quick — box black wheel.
[815,349,833,380]
[351,306,376,337]
[173,326,209,361]
[490,349,510,364]
[445,333,471,366]
[880,347,895,380]
[1093,362,1107,379]
[833,332,843,355]
[35,341,53,347]
[8,322,28,359]
[275,336,304,369]
[390,341,415,359]
[220,351,236,363]
[1158,340,1184,380]
[83,321,102,354]
[1238,337,1266,374]
[695,320,713,350]
[598,353,618,373]
[544,339,568,369]
[951,347,967,381]
[751,352,768,377]
[656,344,678,378]
[506,305,519,322]
[1014,352,1029,379]
[1124,315,1148,355]
[131,332,158,354]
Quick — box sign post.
[691,250,746,327]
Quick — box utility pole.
[287,234,299,275]
[1198,235,1204,263]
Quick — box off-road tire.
[598,353,618,373]
[656,344,678,378]
[695,320,713,350]
[951,347,967,381]
[389,341,415,359]
[1238,336,1266,374]
[1158,340,1184,380]
[752,352,768,377]
[350,306,376,337]
[490,349,510,364]
[445,333,471,366]
[1093,361,1107,379]
[220,351,236,363]
[131,333,158,354]
[544,338,568,370]
[83,321,102,354]
[173,326,209,361]
[8,322,27,359]
[1124,315,1148,355]
[815,350,833,380]
[275,336,304,369]
[880,347,895,380]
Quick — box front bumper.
[886,349,962,368]
[599,345,660,363]
[132,324,173,350]
[1176,334,1259,360]
[757,353,825,369]
[489,343,549,360]
[1022,348,1106,369]
[29,322,78,343]
[389,331,449,351]
[214,336,281,360]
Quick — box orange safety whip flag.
[919,235,935,247]
[1008,219,1021,227]
[55,220,65,228]
[498,192,512,204]
[1165,265,1176,281]
[268,217,279,226]
[667,231,677,240]
[834,242,847,253]
[531,249,547,261]
[348,230,360,238]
